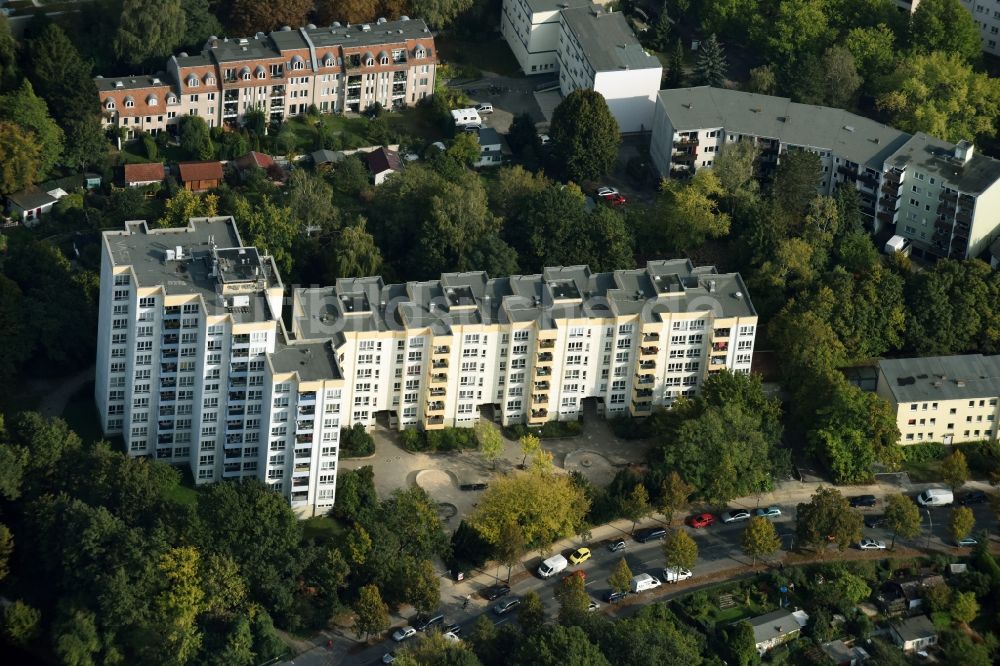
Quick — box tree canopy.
[548,89,621,183]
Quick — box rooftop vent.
[332,21,342,27]
[114,80,124,88]
[306,23,317,29]
[362,23,371,31]
[179,52,189,57]
[734,292,744,300]
[751,107,761,113]
[708,280,716,293]
[255,32,265,39]
[402,15,410,21]
[377,17,387,24]
[209,35,217,41]
[843,125,855,132]
[151,77,162,84]
[96,75,104,79]
[954,140,974,165]
[237,37,249,45]
[955,379,967,387]
[281,25,292,31]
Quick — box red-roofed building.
[177,161,224,192]
[362,147,403,185]
[123,162,166,187]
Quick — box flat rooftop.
[658,86,912,170]
[103,217,280,322]
[269,339,342,381]
[294,259,756,340]
[878,354,1000,403]
[886,132,1000,194]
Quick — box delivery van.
[916,489,953,507]
[630,573,662,593]
[537,554,568,578]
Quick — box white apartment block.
[500,0,661,133]
[97,217,758,515]
[877,355,1000,445]
[895,0,1000,57]
[95,18,437,139]
[556,5,662,133]
[651,87,1000,261]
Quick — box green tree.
[903,260,1000,355]
[665,39,686,88]
[448,131,481,166]
[513,625,609,666]
[727,620,760,666]
[949,506,975,543]
[0,121,41,194]
[62,117,109,171]
[230,194,299,275]
[0,14,16,90]
[877,51,1000,143]
[884,493,922,549]
[409,0,474,28]
[939,629,991,666]
[712,140,760,212]
[2,600,40,646]
[585,206,635,272]
[663,528,698,571]
[23,23,99,125]
[354,584,390,640]
[53,609,101,666]
[0,80,63,177]
[624,484,652,533]
[218,614,255,666]
[519,434,541,468]
[608,557,633,595]
[795,487,863,552]
[911,0,981,62]
[181,0,222,51]
[771,150,822,216]
[0,523,11,581]
[326,217,383,281]
[200,553,248,620]
[549,89,620,183]
[845,24,896,87]
[832,570,871,604]
[160,188,219,228]
[820,45,862,108]
[747,65,777,95]
[950,591,979,624]
[115,0,186,66]
[766,0,832,64]
[316,0,379,25]
[554,572,590,624]
[658,471,694,525]
[742,516,781,568]
[286,168,337,232]
[405,559,441,615]
[228,0,313,33]
[694,34,727,87]
[178,115,214,160]
[506,113,542,163]
[475,420,505,470]
[494,518,525,583]
[518,590,545,632]
[152,546,205,664]
[650,170,731,254]
[469,461,589,551]
[941,450,970,491]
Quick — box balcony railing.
[712,343,729,353]
[432,360,448,369]
[635,375,654,385]
[538,339,555,349]
[433,346,450,355]
[426,415,444,425]
[634,388,653,398]
[631,401,652,413]
[537,352,553,363]
[640,346,659,356]
[430,373,447,384]
[713,328,730,338]
[427,401,445,412]
[532,394,548,405]
[534,381,550,391]
[429,387,446,397]
[530,409,548,419]
[639,360,656,370]
[535,366,552,376]
[642,333,659,343]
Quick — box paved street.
[283,479,998,666]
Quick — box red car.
[688,513,715,528]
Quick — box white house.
[749,609,809,656]
[6,186,69,226]
[475,127,503,168]
[500,0,596,75]
[890,615,937,653]
[556,5,662,133]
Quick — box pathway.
[31,365,95,418]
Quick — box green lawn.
[302,515,347,544]
[120,143,188,165]
[164,465,199,507]
[437,36,522,77]
[902,459,944,483]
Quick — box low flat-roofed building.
[876,354,1000,445]
[890,615,937,653]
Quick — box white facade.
[501,0,586,74]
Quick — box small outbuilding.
[362,147,402,185]
[177,161,224,192]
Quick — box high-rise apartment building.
[96,18,437,139]
[650,86,1000,261]
[895,1,1000,57]
[98,217,757,515]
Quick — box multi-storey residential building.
[97,217,758,514]
[650,86,1000,260]
[556,5,662,133]
[894,0,1000,57]
[876,355,1000,445]
[290,260,756,430]
[96,18,437,139]
[499,0,660,133]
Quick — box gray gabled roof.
[658,87,911,170]
[749,610,800,645]
[878,354,1000,403]
[892,615,936,642]
[560,6,660,73]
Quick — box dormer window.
[241,67,251,80]
[256,66,266,79]
[187,76,199,87]
[324,58,333,67]
[380,56,388,65]
[147,95,158,106]
[205,75,215,85]
[415,47,426,59]
[105,99,116,110]
[167,94,178,104]
[365,57,374,67]
[123,96,135,108]
[291,55,304,70]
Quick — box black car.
[634,527,667,543]
[604,590,628,603]
[608,538,627,552]
[481,584,511,601]
[413,613,445,632]
[959,491,988,506]
[444,624,462,636]
[493,598,520,615]
[849,495,877,508]
[865,515,887,529]
[459,482,489,491]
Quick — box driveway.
[449,74,549,133]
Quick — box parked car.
[481,584,510,601]
[916,489,953,507]
[955,536,979,547]
[596,186,619,197]
[383,652,397,664]
[865,515,887,529]
[663,567,693,583]
[459,482,488,491]
[634,527,667,543]
[688,513,715,528]
[630,573,662,593]
[493,598,521,615]
[476,103,494,114]
[849,495,877,508]
[604,590,628,603]
[568,547,592,565]
[858,539,887,550]
[587,600,601,612]
[608,538,627,552]
[959,491,987,506]
[444,624,462,636]
[413,613,445,632]
[442,631,461,643]
[754,506,782,519]
[392,627,417,642]
[595,186,627,206]
[721,509,751,524]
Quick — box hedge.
[503,420,582,440]
[399,427,478,453]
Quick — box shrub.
[503,420,581,441]
[340,423,375,458]
[902,442,947,463]
[398,427,478,453]
[141,132,157,160]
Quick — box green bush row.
[399,427,479,453]
[503,420,582,440]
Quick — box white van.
[476,103,494,114]
[916,489,954,507]
[537,554,568,578]
[630,573,662,593]
[662,567,693,584]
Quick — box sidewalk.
[284,476,995,664]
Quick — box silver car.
[721,509,751,524]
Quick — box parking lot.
[448,74,550,134]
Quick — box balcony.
[157,434,172,445]
[298,405,315,416]
[639,346,659,358]
[940,190,958,203]
[426,401,445,413]
[642,333,660,343]
[295,434,313,444]
[430,373,448,384]
[712,342,729,353]
[160,363,177,374]
[292,478,309,488]
[673,136,699,147]
[158,420,174,431]
[230,363,248,374]
[163,319,180,330]
[294,463,310,473]
[937,202,956,217]
[299,392,316,404]
[532,393,549,405]
[290,491,308,503]
[226,434,242,444]
[710,357,727,366]
[534,366,552,377]
[630,401,652,414]
[433,345,450,355]
[229,391,246,402]
[529,408,548,420]
[633,388,653,399]
[712,328,730,339]
[426,415,445,426]
[159,391,176,402]
[538,339,555,349]
[228,406,245,417]
[534,381,550,391]
[162,334,178,345]
[635,374,654,385]
[639,360,656,370]
[160,377,177,388]
[229,377,247,388]
[537,352,553,363]
[837,165,858,180]
[295,421,314,433]
[294,447,311,459]
[432,359,449,370]
[161,349,178,360]
[429,387,446,397]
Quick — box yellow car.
[568,547,592,565]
